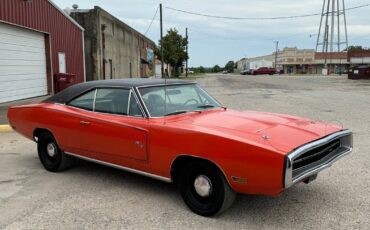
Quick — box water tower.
[316,0,349,53]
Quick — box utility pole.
[274,41,279,69]
[160,3,165,79]
[185,27,188,78]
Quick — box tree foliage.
[224,61,235,73]
[212,65,222,73]
[344,46,370,51]
[155,28,188,77]
[190,65,224,74]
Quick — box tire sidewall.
[38,133,62,172]
[179,161,226,217]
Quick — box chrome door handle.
[80,121,91,126]
[135,141,144,148]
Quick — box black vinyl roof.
[45,78,195,104]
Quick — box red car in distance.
[7,79,353,216]
[252,67,277,75]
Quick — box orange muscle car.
[7,79,353,216]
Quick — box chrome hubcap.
[46,143,56,158]
[194,175,212,197]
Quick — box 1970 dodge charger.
[7,79,353,216]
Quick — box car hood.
[171,109,343,153]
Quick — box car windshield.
[138,84,221,117]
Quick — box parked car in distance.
[240,69,248,75]
[251,67,277,75]
[240,69,254,75]
[8,79,353,217]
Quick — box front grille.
[292,139,341,170]
[284,130,353,188]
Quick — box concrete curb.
[0,125,13,132]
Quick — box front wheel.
[178,161,236,217]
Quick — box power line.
[144,6,159,36]
[165,3,370,20]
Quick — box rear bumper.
[284,129,353,188]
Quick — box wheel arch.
[170,155,232,187]
[33,128,55,142]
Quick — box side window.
[128,92,143,117]
[68,90,96,111]
[95,88,130,115]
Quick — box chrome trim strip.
[65,152,172,183]
[92,89,97,112]
[127,90,132,115]
[131,89,147,118]
[136,82,196,89]
[134,86,151,117]
[284,129,353,188]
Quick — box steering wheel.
[183,99,198,105]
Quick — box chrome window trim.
[92,88,97,112]
[127,90,132,115]
[136,82,196,89]
[130,89,146,118]
[65,152,172,183]
[284,129,353,188]
[134,86,152,117]
[196,85,223,107]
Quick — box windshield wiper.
[165,110,203,116]
[197,105,216,109]
[164,110,189,116]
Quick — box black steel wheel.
[37,132,72,172]
[178,161,236,217]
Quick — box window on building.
[58,52,66,74]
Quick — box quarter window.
[68,90,96,111]
[68,88,143,117]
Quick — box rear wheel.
[178,161,236,217]
[37,132,73,172]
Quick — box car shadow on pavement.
[62,158,337,223]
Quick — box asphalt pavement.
[0,74,369,229]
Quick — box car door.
[79,88,149,163]
[57,89,97,158]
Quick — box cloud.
[53,0,370,66]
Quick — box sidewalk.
[0,96,49,125]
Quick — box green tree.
[224,61,235,73]
[155,28,188,78]
[343,46,370,51]
[212,65,222,73]
[198,66,205,73]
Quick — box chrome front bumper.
[284,129,353,188]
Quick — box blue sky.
[54,0,370,67]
